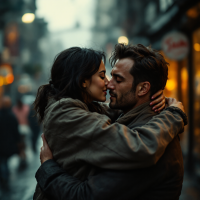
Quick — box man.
[35,44,187,200]
[0,96,21,190]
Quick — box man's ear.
[137,82,151,97]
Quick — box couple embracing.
[33,44,187,200]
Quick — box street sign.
[162,32,189,60]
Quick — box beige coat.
[34,98,184,200]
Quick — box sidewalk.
[180,170,200,200]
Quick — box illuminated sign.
[162,32,189,60]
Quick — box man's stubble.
[109,90,137,112]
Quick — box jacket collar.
[116,101,157,128]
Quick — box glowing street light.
[0,76,3,87]
[22,13,35,23]
[194,43,200,51]
[166,79,176,91]
[118,36,129,45]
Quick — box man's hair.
[110,43,169,96]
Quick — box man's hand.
[150,90,165,112]
[165,97,185,113]
[40,133,53,164]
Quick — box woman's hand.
[165,97,185,113]
[40,133,53,164]
[150,90,165,112]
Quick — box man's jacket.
[34,98,185,200]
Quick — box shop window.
[193,28,200,155]
[162,56,178,99]
[161,51,188,151]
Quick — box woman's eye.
[100,76,105,80]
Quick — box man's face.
[108,58,138,112]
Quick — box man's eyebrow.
[99,70,106,74]
[112,73,125,79]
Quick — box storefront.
[140,0,200,173]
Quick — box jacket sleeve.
[35,159,159,200]
[36,160,92,200]
[59,106,185,169]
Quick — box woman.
[33,47,185,200]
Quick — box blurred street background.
[0,0,200,199]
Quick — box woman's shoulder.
[46,97,89,112]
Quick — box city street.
[0,139,41,200]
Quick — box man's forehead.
[112,58,134,74]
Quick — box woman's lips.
[104,91,107,95]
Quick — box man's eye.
[116,79,122,83]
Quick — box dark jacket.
[35,105,186,200]
[34,98,185,200]
[0,108,20,158]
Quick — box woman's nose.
[105,77,109,85]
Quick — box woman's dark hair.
[34,47,106,123]
[110,43,169,96]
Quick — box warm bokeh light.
[22,13,35,23]
[166,79,176,91]
[194,43,200,51]
[181,67,188,90]
[18,85,31,93]
[118,36,129,45]
[6,73,14,84]
[0,76,4,86]
[187,7,199,18]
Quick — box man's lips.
[109,93,116,99]
[109,92,116,97]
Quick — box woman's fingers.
[155,103,165,112]
[150,92,165,106]
[151,95,164,106]
[152,98,165,110]
[151,90,163,99]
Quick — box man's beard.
[109,90,137,111]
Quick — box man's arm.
[36,160,91,200]
[36,158,168,200]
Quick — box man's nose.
[107,79,115,90]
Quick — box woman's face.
[84,61,108,102]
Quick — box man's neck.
[122,98,150,114]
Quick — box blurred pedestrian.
[0,96,20,190]
[12,99,30,170]
[28,104,41,153]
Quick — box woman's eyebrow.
[99,70,106,74]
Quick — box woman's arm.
[47,98,186,170]
[69,108,185,169]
